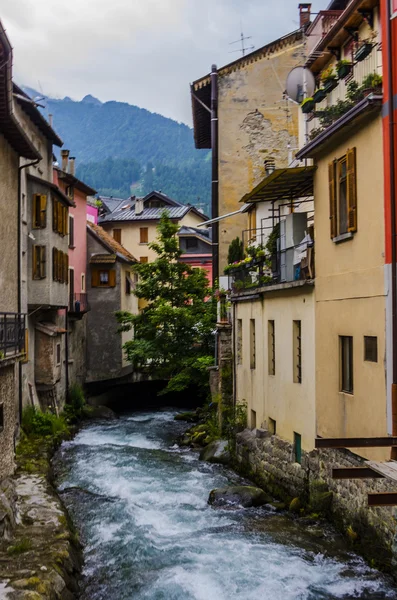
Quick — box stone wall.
[68,317,87,387]
[0,363,17,480]
[235,428,397,571]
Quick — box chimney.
[48,114,53,127]
[298,3,311,29]
[264,158,276,176]
[135,198,144,215]
[69,156,76,176]
[61,149,69,173]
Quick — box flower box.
[323,78,338,94]
[337,63,352,79]
[354,43,373,62]
[301,99,315,114]
[313,88,327,103]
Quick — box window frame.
[293,320,302,383]
[268,320,275,375]
[340,335,354,394]
[250,319,256,370]
[364,335,378,363]
[186,237,198,250]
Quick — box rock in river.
[199,440,230,465]
[208,486,272,508]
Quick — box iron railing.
[69,293,90,316]
[0,313,25,358]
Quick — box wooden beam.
[332,467,384,479]
[368,493,397,507]
[316,437,397,449]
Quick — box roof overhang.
[296,95,382,160]
[240,166,316,204]
[56,168,96,196]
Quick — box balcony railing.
[68,293,90,317]
[0,313,25,359]
[227,238,314,294]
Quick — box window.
[294,432,302,464]
[140,257,148,263]
[52,199,68,236]
[268,320,275,375]
[32,245,46,279]
[32,194,47,229]
[237,319,243,365]
[81,274,85,292]
[126,273,132,295]
[364,336,378,363]
[65,185,74,200]
[69,267,74,308]
[52,248,68,284]
[293,320,302,383]
[329,147,357,239]
[113,229,122,244]
[186,237,198,249]
[91,269,116,287]
[140,227,149,244]
[268,418,276,435]
[69,215,74,247]
[250,319,256,369]
[56,343,61,366]
[250,410,257,430]
[340,336,353,393]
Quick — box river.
[54,409,397,600]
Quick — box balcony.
[68,293,90,318]
[306,10,343,59]
[0,313,25,361]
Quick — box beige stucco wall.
[101,210,206,264]
[217,39,304,272]
[0,134,19,313]
[314,115,387,460]
[235,285,316,451]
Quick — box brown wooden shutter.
[53,199,57,231]
[58,202,63,234]
[91,269,100,287]
[40,246,46,278]
[52,247,57,281]
[65,253,69,284]
[40,195,47,228]
[32,246,38,279]
[64,206,68,235]
[328,160,337,239]
[346,147,357,233]
[109,269,116,287]
[140,228,148,243]
[113,229,122,244]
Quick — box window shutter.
[109,270,116,287]
[52,247,57,281]
[91,269,100,287]
[69,216,74,247]
[57,202,62,234]
[53,199,58,232]
[40,195,47,228]
[40,246,46,278]
[32,246,38,279]
[63,206,68,236]
[346,147,357,233]
[113,229,122,244]
[64,253,69,284]
[328,160,337,239]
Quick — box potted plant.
[361,72,382,96]
[301,97,315,114]
[354,41,373,62]
[313,88,327,103]
[321,66,338,93]
[336,59,352,79]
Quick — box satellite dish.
[286,67,315,104]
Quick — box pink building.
[87,199,98,225]
[53,150,96,314]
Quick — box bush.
[227,237,244,266]
[21,406,69,439]
[64,383,86,423]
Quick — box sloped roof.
[13,84,63,147]
[87,221,137,264]
[99,190,208,224]
[100,197,126,215]
[55,167,96,196]
[178,226,212,245]
[27,174,76,207]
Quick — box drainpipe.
[65,310,69,403]
[386,0,397,458]
[211,65,219,287]
[18,158,40,422]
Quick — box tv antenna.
[229,22,254,57]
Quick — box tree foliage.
[227,237,244,266]
[116,212,216,397]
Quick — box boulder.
[199,440,230,465]
[208,486,272,508]
[86,405,117,420]
[174,411,199,423]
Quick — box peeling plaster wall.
[217,40,304,271]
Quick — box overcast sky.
[0,0,322,125]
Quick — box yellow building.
[296,0,386,460]
[191,7,311,277]
[99,191,208,264]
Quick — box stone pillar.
[217,322,233,432]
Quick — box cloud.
[0,0,323,124]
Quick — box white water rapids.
[54,410,397,599]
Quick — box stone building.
[86,222,138,385]
[191,6,310,276]
[0,21,39,481]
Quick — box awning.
[36,322,67,337]
[90,253,117,264]
[240,166,316,204]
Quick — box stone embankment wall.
[235,428,397,571]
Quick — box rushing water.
[54,410,397,600]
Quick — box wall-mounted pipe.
[211,65,219,287]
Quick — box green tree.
[116,212,216,397]
[227,237,244,266]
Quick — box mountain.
[22,87,211,212]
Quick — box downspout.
[18,158,40,422]
[211,65,219,287]
[387,0,397,457]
